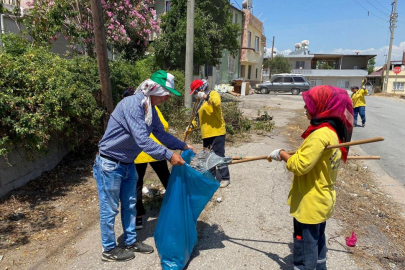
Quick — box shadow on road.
[184,221,293,269]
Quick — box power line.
[371,0,391,12]
[365,0,390,16]
[351,0,388,22]
[232,1,242,10]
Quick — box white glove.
[197,91,205,99]
[268,149,283,162]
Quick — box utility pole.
[269,36,275,79]
[90,0,113,127]
[184,0,195,109]
[383,0,398,93]
[270,36,275,60]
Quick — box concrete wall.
[306,76,363,90]
[218,7,242,84]
[240,63,262,85]
[218,50,240,84]
[0,138,70,198]
[287,58,312,70]
[386,72,405,94]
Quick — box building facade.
[239,9,265,86]
[382,60,405,94]
[216,5,243,85]
[283,43,375,90]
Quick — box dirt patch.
[373,93,405,100]
[0,140,100,269]
[282,112,405,269]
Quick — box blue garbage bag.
[154,149,220,270]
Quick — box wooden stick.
[230,137,384,164]
[232,155,380,161]
[285,136,384,155]
[347,156,380,160]
[230,155,380,165]
[183,100,200,142]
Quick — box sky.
[232,0,405,67]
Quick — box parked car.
[254,74,311,95]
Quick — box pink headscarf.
[301,85,354,162]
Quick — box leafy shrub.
[110,55,159,104]
[0,34,103,156]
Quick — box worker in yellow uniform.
[186,79,230,188]
[350,85,368,127]
[268,85,354,269]
[123,88,171,230]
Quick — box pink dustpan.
[345,232,357,247]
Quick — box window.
[310,79,323,87]
[337,79,350,89]
[248,65,252,79]
[241,65,246,77]
[283,77,293,83]
[393,82,405,91]
[295,61,305,69]
[205,64,213,77]
[256,68,258,78]
[165,1,171,12]
[247,31,252,48]
[254,36,260,52]
[234,13,238,24]
[273,77,283,82]
[293,77,306,82]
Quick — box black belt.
[99,154,131,165]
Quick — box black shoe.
[125,241,154,254]
[101,247,135,262]
[136,217,143,230]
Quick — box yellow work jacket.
[134,106,169,164]
[192,91,226,139]
[351,88,368,108]
[286,127,341,224]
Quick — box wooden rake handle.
[231,155,381,164]
[230,137,384,164]
[183,100,200,142]
[285,136,384,155]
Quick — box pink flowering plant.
[24,0,160,58]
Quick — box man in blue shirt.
[93,70,194,262]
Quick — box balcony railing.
[291,69,368,77]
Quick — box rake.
[183,99,203,142]
[190,137,384,173]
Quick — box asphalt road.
[350,95,405,184]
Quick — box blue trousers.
[293,218,327,270]
[353,106,366,126]
[93,155,138,251]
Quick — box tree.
[316,61,335,70]
[263,55,291,75]
[368,57,376,74]
[24,0,159,59]
[154,0,240,70]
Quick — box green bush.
[110,55,159,104]
[159,69,188,130]
[0,34,103,156]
